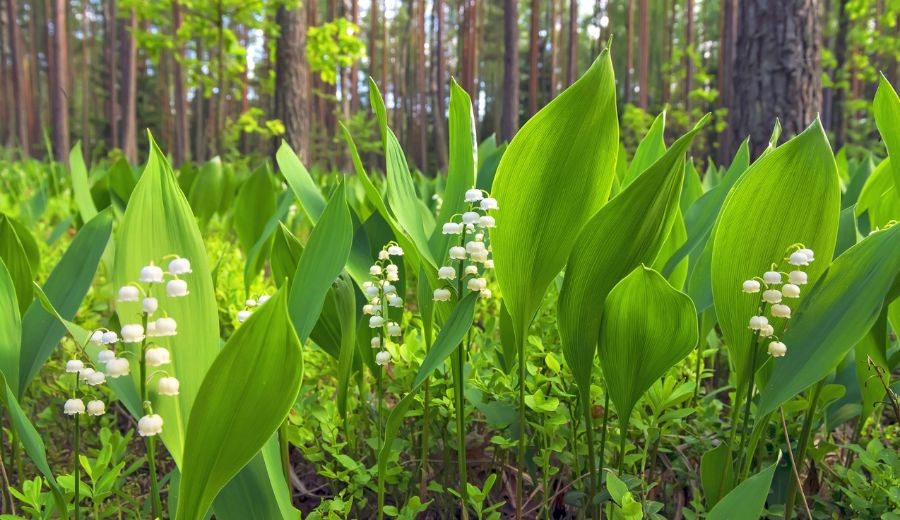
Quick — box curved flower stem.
[138,308,162,519]
[453,231,470,520]
[780,407,813,520]
[784,380,823,519]
[73,374,81,520]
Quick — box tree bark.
[728,0,822,158]
[660,0,671,106]
[120,6,137,163]
[105,0,119,150]
[528,0,539,115]
[637,0,649,108]
[48,0,69,161]
[683,0,693,111]
[415,0,427,168]
[433,0,448,170]
[501,0,519,141]
[80,0,91,162]
[830,0,849,149]
[172,0,189,165]
[716,0,737,162]
[369,0,379,82]
[566,0,577,86]
[350,0,360,112]
[275,3,310,163]
[624,0,633,103]
[194,38,207,161]
[549,0,558,98]
[6,0,30,155]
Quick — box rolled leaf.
[707,455,780,520]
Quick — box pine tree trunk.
[105,0,119,150]
[528,0,539,116]
[728,0,821,158]
[415,0,427,168]
[716,0,737,162]
[637,0,649,108]
[660,0,671,106]
[624,0,633,103]
[350,0,360,112]
[48,0,70,161]
[830,0,849,150]
[275,4,310,163]
[6,0,30,155]
[172,0,189,165]
[549,0,558,98]
[80,0,91,162]
[433,0,448,170]
[566,0,577,86]
[683,0,693,112]
[194,38,207,162]
[27,0,42,155]
[501,0,519,141]
[120,6,137,163]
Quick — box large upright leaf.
[234,166,277,291]
[288,184,353,343]
[0,214,33,315]
[187,157,224,225]
[711,121,841,382]
[622,111,667,186]
[757,225,900,415]
[491,49,618,345]
[856,158,899,230]
[113,138,218,462]
[873,74,900,193]
[276,141,326,224]
[0,259,22,399]
[558,119,705,402]
[707,456,779,520]
[598,266,698,429]
[176,288,302,520]
[69,142,98,223]
[18,209,113,396]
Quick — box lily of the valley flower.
[375,350,392,366]
[480,198,499,211]
[443,222,463,235]
[742,280,761,293]
[449,246,467,260]
[763,271,782,285]
[86,400,106,416]
[789,270,808,285]
[237,310,252,323]
[142,297,159,314]
[782,284,801,298]
[137,414,164,437]
[98,349,115,363]
[464,188,484,202]
[118,285,140,302]
[121,324,145,343]
[168,257,192,275]
[748,315,769,330]
[105,358,131,378]
[64,399,86,415]
[66,359,85,373]
[767,341,787,357]
[771,304,792,318]
[139,265,165,283]
[145,347,171,367]
[438,266,456,280]
[433,288,452,301]
[762,289,782,304]
[157,377,180,396]
[166,279,189,297]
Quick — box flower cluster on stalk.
[742,246,814,358]
[365,243,405,367]
[235,294,271,323]
[433,189,498,302]
[104,256,192,437]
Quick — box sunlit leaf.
[707,455,779,520]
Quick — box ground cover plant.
[2,3,900,517]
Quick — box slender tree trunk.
[48,0,69,161]
[433,0,448,170]
[501,0,519,141]
[216,0,225,156]
[683,0,693,111]
[27,0,42,154]
[549,0,558,98]
[381,0,387,90]
[717,0,737,163]
[105,0,118,150]
[830,0,849,149]
[566,0,577,85]
[660,0,670,106]
[194,39,207,161]
[637,0,649,108]
[460,0,477,98]
[728,0,822,158]
[80,0,91,162]
[350,0,360,112]
[159,50,172,150]
[6,0,30,155]
[624,0,633,103]
[528,0,539,116]
[120,6,137,163]
[415,0,427,168]
[275,3,310,163]
[172,0,189,165]
[369,0,379,83]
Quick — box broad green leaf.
[476,142,506,192]
[334,273,358,421]
[854,309,890,424]
[413,293,479,388]
[873,74,900,193]
[0,259,22,405]
[19,209,113,396]
[113,136,218,462]
[757,225,900,415]
[856,158,899,230]
[842,155,874,209]
[491,49,619,347]
[276,141,327,224]
[69,142,98,222]
[271,222,303,289]
[711,121,841,384]
[598,266,698,430]
[106,156,137,211]
[700,443,733,507]
[187,157,224,225]
[558,119,705,402]
[0,214,33,315]
[707,455,779,520]
[244,190,292,292]
[288,183,353,343]
[5,215,40,273]
[234,166,277,292]
[653,208,688,289]
[176,288,302,520]
[622,111,667,186]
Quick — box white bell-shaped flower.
[464,188,484,202]
[66,359,85,374]
[106,357,131,378]
[371,336,382,348]
[759,323,775,338]
[388,295,403,308]
[86,400,106,416]
[118,285,140,302]
[98,349,115,364]
[465,265,479,276]
[767,341,787,357]
[387,245,404,256]
[369,316,385,328]
[480,198,498,211]
[149,317,177,337]
[365,286,380,299]
[86,370,106,386]
[168,257,192,275]
[449,246,466,260]
[166,279,189,297]
[387,322,401,336]
[438,266,456,280]
[145,347,171,367]
[142,297,159,314]
[385,264,399,277]
[138,414,164,437]
[798,248,814,262]
[465,241,486,255]
[742,280,761,293]
[158,377,180,396]
[89,330,105,344]
[237,310,252,323]
[462,212,480,225]
[469,250,489,263]
[102,331,119,345]
[139,265,165,283]
[246,299,258,308]
[771,304,791,318]
[64,399,85,415]
[378,250,390,260]
[442,222,463,235]
[375,350,392,366]
[121,324,145,343]
[782,284,801,298]
[467,278,487,292]
[258,295,270,304]
[78,367,95,381]
[748,316,768,330]
[433,288,452,302]
[479,215,496,228]
[762,290,782,304]
[363,304,377,315]
[369,265,383,276]
[763,271,782,285]
[789,251,809,266]
[382,283,397,295]
[484,259,494,269]
[480,289,493,299]
[789,270,808,285]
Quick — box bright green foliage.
[622,111,667,186]
[307,18,366,84]
[176,288,302,520]
[0,259,22,403]
[234,165,277,291]
[0,214,33,315]
[598,266,698,430]
[711,121,841,384]
[491,48,619,346]
[757,224,900,415]
[873,75,900,193]
[707,455,780,520]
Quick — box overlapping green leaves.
[873,74,900,192]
